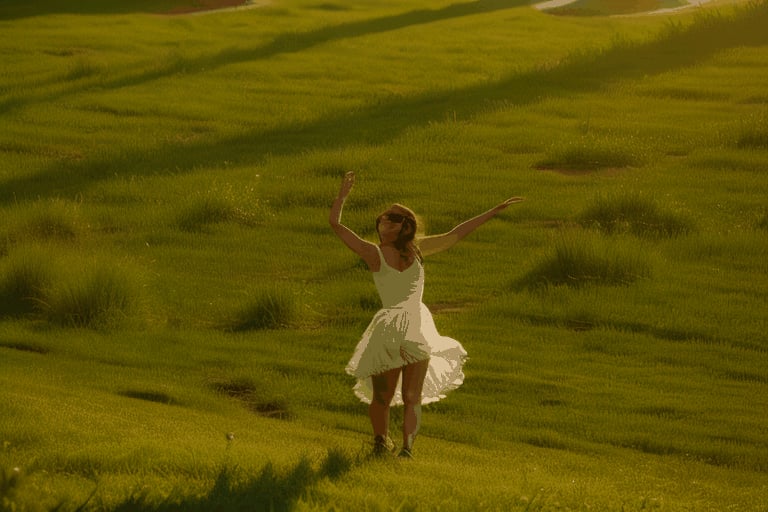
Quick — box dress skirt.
[345,301,467,406]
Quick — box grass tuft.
[736,109,768,149]
[319,446,355,479]
[1,200,81,254]
[177,185,265,232]
[225,287,298,332]
[519,232,653,288]
[0,246,55,317]
[23,209,80,242]
[758,210,768,231]
[579,191,693,238]
[65,56,102,81]
[43,261,142,329]
[535,135,646,172]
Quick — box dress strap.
[372,244,386,272]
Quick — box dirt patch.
[119,390,179,405]
[210,378,293,420]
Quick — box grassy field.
[1,0,767,510]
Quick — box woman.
[329,171,522,458]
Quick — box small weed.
[64,56,101,81]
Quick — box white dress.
[345,246,467,405]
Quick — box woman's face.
[377,206,412,243]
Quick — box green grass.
[1,0,768,510]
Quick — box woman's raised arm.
[329,172,379,268]
[419,197,523,257]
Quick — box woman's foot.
[373,435,396,456]
[397,448,413,459]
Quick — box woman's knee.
[401,360,428,406]
[402,390,422,407]
[371,379,395,405]
[371,368,400,405]
[372,389,395,405]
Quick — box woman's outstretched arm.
[419,197,524,257]
[329,172,379,268]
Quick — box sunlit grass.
[0,0,767,510]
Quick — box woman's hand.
[329,171,379,269]
[337,171,355,201]
[330,171,355,226]
[420,196,524,257]
[494,196,524,212]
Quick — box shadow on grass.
[0,0,205,19]
[0,0,520,20]
[1,2,767,203]
[0,0,526,106]
[111,448,355,512]
[513,312,766,353]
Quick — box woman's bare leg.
[369,367,401,438]
[401,359,429,453]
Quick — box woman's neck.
[382,242,413,259]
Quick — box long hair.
[376,204,423,263]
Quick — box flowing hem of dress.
[345,352,467,406]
